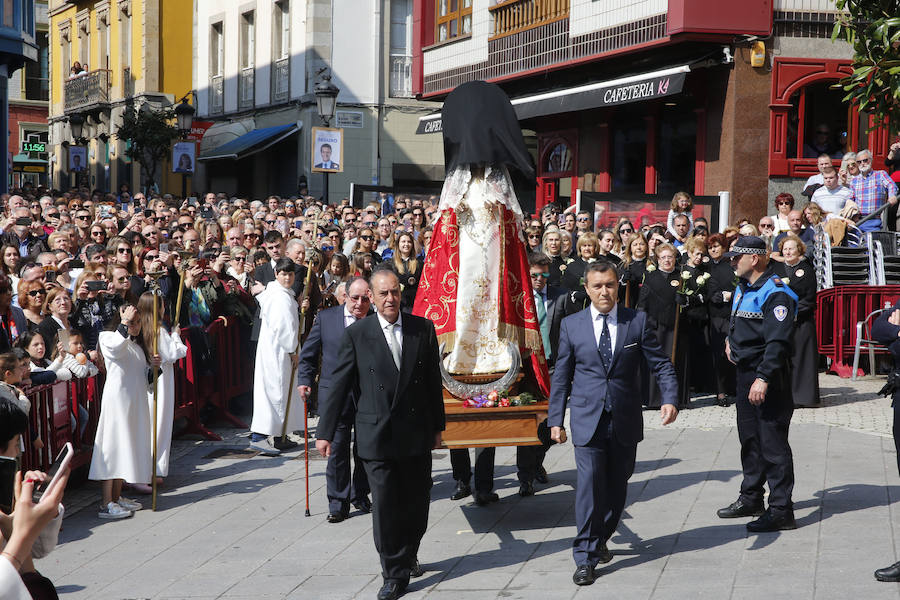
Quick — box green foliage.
[116,104,180,193]
[832,1,900,123]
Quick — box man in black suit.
[298,276,372,523]
[549,262,678,586]
[516,252,565,496]
[317,268,445,600]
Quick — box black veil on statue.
[442,81,536,195]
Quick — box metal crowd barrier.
[19,318,253,473]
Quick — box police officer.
[870,304,900,581]
[716,236,799,532]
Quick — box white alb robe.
[250,281,301,436]
[149,327,187,476]
[89,331,152,483]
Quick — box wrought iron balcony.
[64,69,110,114]
[390,55,413,98]
[272,57,290,104]
[489,0,569,39]
[239,67,255,110]
[209,74,224,115]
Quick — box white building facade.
[194,0,443,202]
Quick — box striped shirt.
[850,169,898,216]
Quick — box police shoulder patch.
[771,276,784,286]
[773,305,788,321]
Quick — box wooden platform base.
[441,398,548,449]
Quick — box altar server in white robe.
[89,302,161,520]
[139,292,187,478]
[249,258,300,455]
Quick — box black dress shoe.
[596,544,613,564]
[535,466,549,484]
[410,559,424,578]
[273,437,299,450]
[474,491,499,506]
[746,509,796,532]
[376,581,405,600]
[572,564,596,586]
[717,498,764,519]
[326,512,347,523]
[353,497,372,513]
[875,561,900,582]
[450,481,472,501]
[518,481,535,497]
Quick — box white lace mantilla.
[439,165,526,243]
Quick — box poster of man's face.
[69,146,86,172]
[311,127,343,173]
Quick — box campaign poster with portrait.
[172,141,195,174]
[68,146,86,172]
[311,127,343,173]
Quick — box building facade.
[194,0,443,203]
[47,0,193,195]
[9,0,49,190]
[412,0,882,226]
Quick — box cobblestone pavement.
[37,373,900,599]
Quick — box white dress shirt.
[589,302,618,355]
[376,311,403,356]
[343,306,358,328]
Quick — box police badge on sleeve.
[773,305,788,321]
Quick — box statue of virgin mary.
[413,81,550,396]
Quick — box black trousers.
[450,447,496,493]
[709,316,736,398]
[516,419,551,484]
[325,417,370,514]
[893,398,900,477]
[573,412,637,567]
[735,367,795,512]
[363,453,433,585]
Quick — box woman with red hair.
[770,192,795,235]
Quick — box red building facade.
[413,0,880,228]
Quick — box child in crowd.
[60,330,100,379]
[17,330,72,386]
[666,191,694,240]
[0,351,40,451]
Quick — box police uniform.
[718,236,799,532]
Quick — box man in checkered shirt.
[850,148,898,231]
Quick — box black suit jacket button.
[379,384,384,390]
[369,368,375,373]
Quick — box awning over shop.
[415,64,692,133]
[198,121,302,161]
[12,153,47,173]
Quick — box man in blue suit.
[549,261,679,586]
[298,276,372,523]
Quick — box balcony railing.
[239,67,255,110]
[272,57,290,104]
[489,0,569,39]
[64,69,110,113]
[390,55,413,98]
[209,74,224,115]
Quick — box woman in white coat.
[139,292,187,480]
[88,303,161,520]
[249,258,300,455]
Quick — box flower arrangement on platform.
[462,390,538,408]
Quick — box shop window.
[656,106,696,198]
[611,115,646,194]
[436,0,472,42]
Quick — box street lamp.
[68,113,85,143]
[314,75,340,202]
[174,96,196,199]
[174,98,195,138]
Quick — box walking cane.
[625,281,632,309]
[146,272,166,511]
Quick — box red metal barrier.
[816,285,900,377]
[18,318,256,471]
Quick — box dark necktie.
[598,313,612,368]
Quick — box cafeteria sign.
[599,71,687,106]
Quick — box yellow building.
[47,0,193,195]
